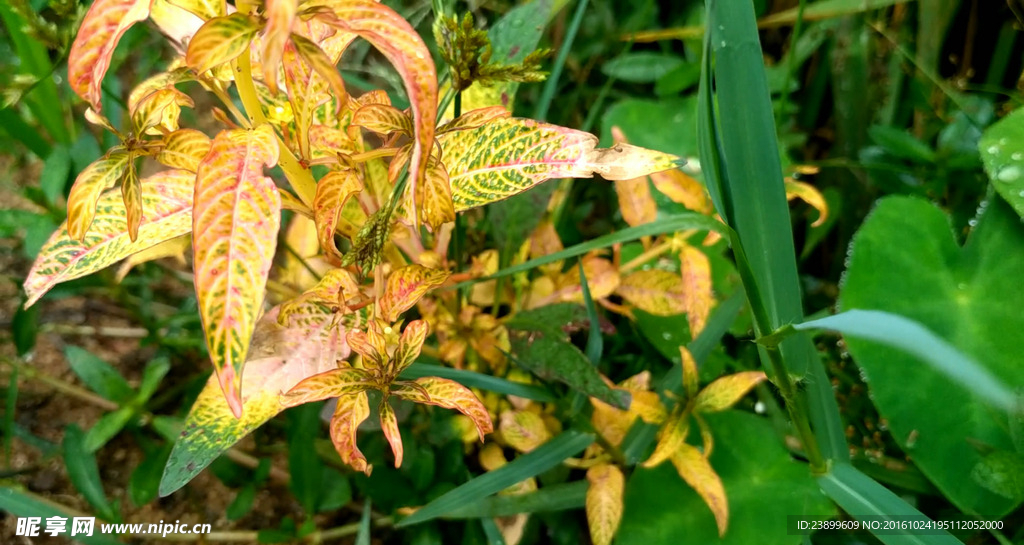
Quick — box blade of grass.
[0,108,51,158]
[444,481,587,518]
[355,499,372,545]
[578,260,603,365]
[63,424,118,523]
[533,0,589,122]
[396,430,594,527]
[818,464,962,545]
[0,487,122,545]
[4,367,16,466]
[480,518,508,545]
[400,362,557,403]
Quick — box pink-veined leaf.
[352,103,412,136]
[261,0,297,94]
[347,321,387,369]
[439,117,679,211]
[66,149,132,241]
[330,390,372,475]
[679,244,713,337]
[391,319,428,375]
[290,33,347,113]
[192,125,281,417]
[693,371,767,413]
[121,161,143,241]
[585,463,625,545]
[158,129,212,172]
[305,0,437,219]
[160,304,348,496]
[280,267,361,319]
[115,234,190,281]
[24,170,195,307]
[616,269,686,316]
[416,157,455,230]
[437,106,510,133]
[68,0,152,112]
[499,410,551,453]
[313,169,362,263]
[131,86,194,137]
[671,442,728,536]
[391,377,493,440]
[281,367,375,407]
[185,13,261,74]
[379,264,450,323]
[378,399,403,467]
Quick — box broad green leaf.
[440,117,679,211]
[67,0,152,112]
[602,52,685,84]
[306,0,438,210]
[971,450,1024,502]
[619,412,833,545]
[0,487,122,545]
[25,169,195,307]
[585,463,624,545]
[192,125,281,416]
[355,499,373,545]
[129,443,172,506]
[287,403,324,513]
[64,346,134,402]
[379,264,450,322]
[979,106,1024,219]
[313,169,362,262]
[617,269,685,316]
[63,424,118,522]
[839,195,1024,517]
[185,13,261,74]
[41,145,72,206]
[66,149,131,241]
[868,125,937,163]
[159,305,347,496]
[397,430,595,527]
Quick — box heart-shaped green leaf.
[840,195,1024,517]
[979,107,1024,219]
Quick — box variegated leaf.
[417,157,456,230]
[281,367,375,406]
[379,399,404,467]
[313,169,362,262]
[115,234,190,281]
[290,33,347,112]
[68,0,152,112]
[438,106,510,133]
[121,162,143,241]
[329,390,372,475]
[379,264,449,322]
[643,412,690,469]
[158,128,212,172]
[306,0,437,214]
[671,442,728,536]
[150,0,206,52]
[693,371,766,413]
[127,67,194,112]
[159,304,348,496]
[439,117,679,211]
[131,87,194,136]
[499,410,551,453]
[66,149,132,241]
[279,267,361,320]
[192,125,281,417]
[585,463,625,545]
[24,170,195,307]
[391,377,493,440]
[185,13,261,74]
[352,103,412,136]
[391,319,428,376]
[347,321,387,368]
[679,244,713,337]
[617,269,686,316]
[261,0,297,94]
[166,0,224,19]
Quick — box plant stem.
[619,238,674,273]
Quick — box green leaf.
[12,302,38,356]
[355,499,372,545]
[64,346,134,403]
[41,145,72,206]
[0,487,122,545]
[971,450,1024,501]
[318,467,353,512]
[136,358,171,403]
[442,481,587,518]
[63,424,118,522]
[602,97,698,156]
[287,403,324,514]
[84,406,136,453]
[226,484,257,521]
[129,443,173,506]
[979,106,1024,218]
[400,362,556,402]
[868,125,937,163]
[397,430,594,527]
[839,195,1024,517]
[602,52,685,84]
[578,260,603,365]
[818,464,962,545]
[618,411,833,545]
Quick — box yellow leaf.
[391,320,429,375]
[158,129,212,172]
[643,411,690,469]
[416,157,456,230]
[680,345,698,400]
[478,442,507,471]
[330,390,372,475]
[185,13,261,74]
[671,442,728,536]
[785,178,828,227]
[352,103,413,136]
[192,125,281,417]
[392,377,493,441]
[693,371,766,413]
[379,264,450,323]
[313,169,363,263]
[121,161,143,241]
[438,105,511,133]
[281,367,375,407]
[695,412,715,459]
[276,217,333,288]
[260,0,296,94]
[378,399,404,467]
[585,464,625,545]
[68,0,152,112]
[617,269,686,316]
[66,149,131,241]
[499,410,552,453]
[131,86,193,136]
[610,127,657,227]
[115,234,190,282]
[279,268,362,321]
[680,244,713,337]
[290,33,347,113]
[650,169,710,213]
[556,256,620,302]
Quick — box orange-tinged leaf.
[614,176,657,227]
[158,128,212,172]
[281,367,374,406]
[278,215,331,289]
[643,412,690,468]
[68,0,152,112]
[379,264,450,323]
[150,0,206,52]
[617,269,685,316]
[307,125,359,160]
[499,410,552,453]
[556,256,620,302]
[192,125,281,417]
[185,13,261,74]
[67,149,132,241]
[529,220,564,275]
[280,267,361,319]
[131,87,194,136]
[121,162,143,241]
[785,178,828,227]
[379,400,404,467]
[439,117,679,211]
[392,320,428,375]
[347,322,387,368]
[680,346,698,400]
[417,157,456,230]
[166,0,224,19]
[330,390,372,475]
[693,371,766,413]
[680,244,713,337]
[24,170,195,307]
[585,464,625,545]
[127,67,193,114]
[671,442,728,536]
[438,106,511,133]
[115,234,190,281]
[391,377,493,440]
[313,169,362,262]
[650,168,710,213]
[352,103,412,136]
[261,0,297,94]
[307,0,437,217]
[290,33,347,111]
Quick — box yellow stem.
[620,238,674,273]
